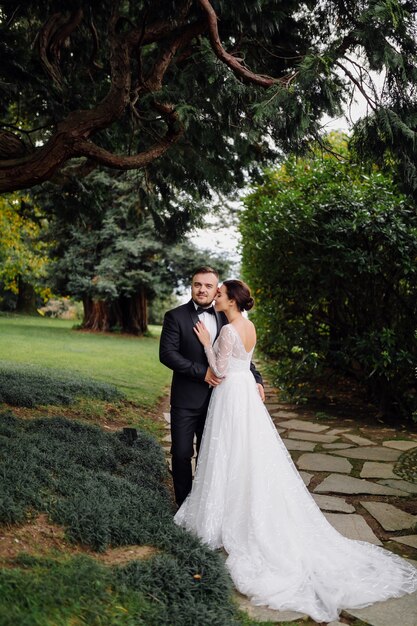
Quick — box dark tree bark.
[15,277,38,314]
[82,289,148,335]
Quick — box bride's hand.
[193,320,211,347]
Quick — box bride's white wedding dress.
[174,324,417,623]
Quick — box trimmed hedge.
[0,361,122,407]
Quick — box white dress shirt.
[194,302,217,345]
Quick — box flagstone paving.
[299,471,313,486]
[377,479,417,494]
[347,561,417,626]
[331,446,402,461]
[281,438,316,452]
[314,473,408,496]
[360,501,417,532]
[324,513,382,545]
[287,431,339,443]
[312,494,355,513]
[342,433,376,446]
[392,536,417,549]
[276,418,329,433]
[161,384,417,625]
[382,440,417,451]
[296,453,352,474]
[360,461,397,479]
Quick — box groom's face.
[191,272,219,307]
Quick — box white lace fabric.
[204,324,252,378]
[175,324,417,623]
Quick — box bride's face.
[215,284,233,312]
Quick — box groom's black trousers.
[170,396,210,507]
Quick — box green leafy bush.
[240,138,417,420]
[0,361,122,407]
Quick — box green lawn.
[0,314,171,407]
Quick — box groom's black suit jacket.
[159,299,263,409]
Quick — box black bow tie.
[196,306,215,315]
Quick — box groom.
[159,266,264,506]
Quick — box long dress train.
[174,324,417,623]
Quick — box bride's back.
[231,319,256,353]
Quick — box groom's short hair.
[192,266,219,280]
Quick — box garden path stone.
[346,578,417,626]
[270,410,301,419]
[314,474,407,496]
[322,443,355,449]
[274,426,287,434]
[360,462,397,479]
[264,404,284,411]
[233,593,306,622]
[299,471,313,486]
[163,412,170,423]
[377,479,417,494]
[282,439,316,452]
[360,501,417,531]
[342,433,376,446]
[324,513,382,545]
[326,428,352,435]
[276,419,329,433]
[287,431,339,443]
[382,440,417,451]
[390,536,417,549]
[331,446,402,461]
[297,453,352,473]
[312,494,355,513]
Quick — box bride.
[174,279,417,623]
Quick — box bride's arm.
[194,322,234,378]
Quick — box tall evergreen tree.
[0,1,416,195]
[42,170,230,333]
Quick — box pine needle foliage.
[0,361,122,407]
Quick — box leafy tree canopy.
[0,0,416,196]
[0,193,51,306]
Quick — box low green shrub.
[0,413,242,625]
[0,551,239,626]
[0,413,168,545]
[0,555,157,626]
[0,361,122,407]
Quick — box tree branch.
[334,60,377,112]
[73,103,184,169]
[198,0,279,87]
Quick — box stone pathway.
[161,383,417,626]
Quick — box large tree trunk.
[16,277,37,314]
[82,290,148,335]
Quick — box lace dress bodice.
[204,324,254,378]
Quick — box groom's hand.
[205,367,222,387]
[257,383,265,402]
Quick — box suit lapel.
[214,309,224,342]
[187,299,200,327]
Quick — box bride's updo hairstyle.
[223,280,254,312]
